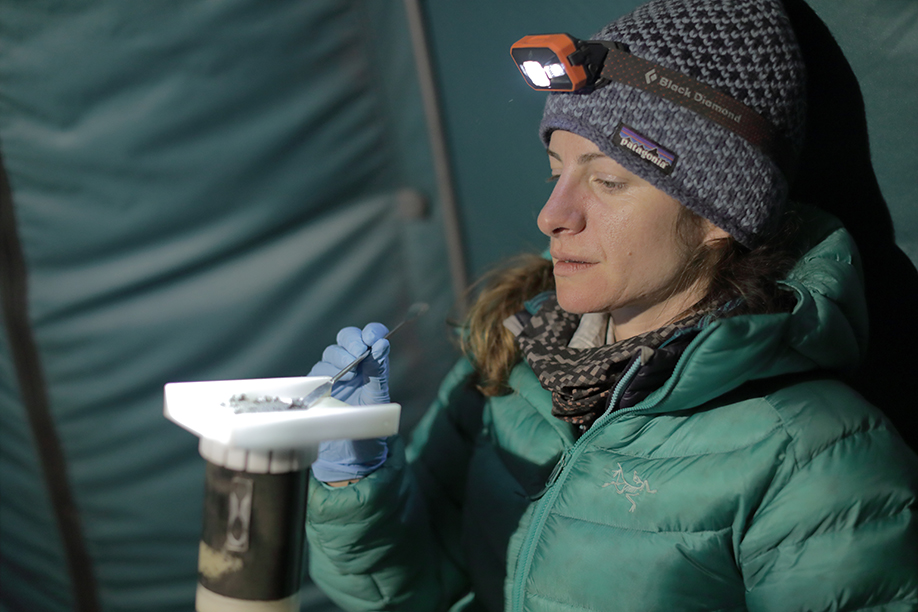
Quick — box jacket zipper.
[510,327,707,609]
[509,359,643,612]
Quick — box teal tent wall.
[1,1,916,611]
[1,1,459,610]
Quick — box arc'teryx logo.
[602,463,657,512]
[645,69,658,84]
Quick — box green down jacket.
[306,213,918,612]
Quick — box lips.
[551,251,595,264]
[552,253,597,276]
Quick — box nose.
[537,175,586,237]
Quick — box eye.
[546,174,560,183]
[594,177,625,192]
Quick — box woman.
[305,0,918,610]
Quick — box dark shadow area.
[784,0,918,453]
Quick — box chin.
[555,289,606,315]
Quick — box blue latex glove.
[307,322,390,406]
[311,438,388,482]
[308,322,390,482]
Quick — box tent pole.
[403,0,470,316]
[0,153,100,611]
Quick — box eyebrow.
[547,149,608,165]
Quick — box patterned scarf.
[508,293,708,430]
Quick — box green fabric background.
[1,1,455,610]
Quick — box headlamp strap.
[599,45,793,176]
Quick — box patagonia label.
[613,123,676,175]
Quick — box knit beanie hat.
[540,0,807,247]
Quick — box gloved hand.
[308,322,391,483]
[307,322,390,406]
[311,438,388,483]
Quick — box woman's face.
[538,130,727,339]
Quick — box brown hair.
[685,207,801,317]
[460,208,801,397]
[459,254,555,396]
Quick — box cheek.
[591,207,659,265]
[590,206,631,251]
[595,204,688,278]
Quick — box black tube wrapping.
[199,461,307,601]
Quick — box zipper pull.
[530,450,569,501]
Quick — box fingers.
[369,338,390,362]
[336,326,368,358]
[335,323,390,362]
[315,322,390,384]
[308,360,339,378]
[361,322,389,346]
[362,323,390,363]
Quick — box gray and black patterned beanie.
[540,0,807,247]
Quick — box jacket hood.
[641,206,868,413]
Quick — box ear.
[700,220,731,246]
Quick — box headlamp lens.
[520,61,553,88]
[513,47,574,90]
[510,34,587,91]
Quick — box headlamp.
[510,34,623,92]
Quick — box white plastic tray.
[164,376,400,451]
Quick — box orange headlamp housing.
[511,34,587,91]
[510,34,620,92]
